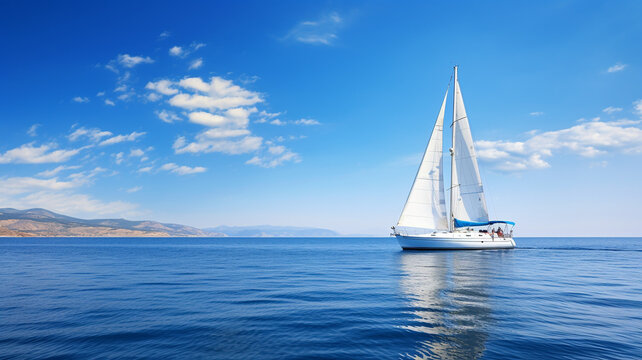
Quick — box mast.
[449,66,457,231]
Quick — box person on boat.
[497,227,504,237]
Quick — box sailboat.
[393,66,516,250]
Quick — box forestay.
[451,78,489,224]
[397,90,449,230]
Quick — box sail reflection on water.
[398,252,494,359]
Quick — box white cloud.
[634,99,642,116]
[284,12,343,45]
[114,152,124,164]
[137,166,153,173]
[129,148,145,157]
[173,135,262,155]
[145,79,178,95]
[188,107,256,128]
[160,162,207,175]
[607,63,627,73]
[294,118,320,125]
[126,186,142,193]
[246,145,301,168]
[105,99,116,106]
[162,76,262,110]
[69,127,112,142]
[148,75,311,168]
[27,124,39,137]
[38,165,81,178]
[529,112,543,116]
[189,58,203,70]
[66,167,107,186]
[114,84,127,92]
[201,128,250,138]
[188,111,227,127]
[0,143,82,164]
[159,31,170,39]
[603,106,623,114]
[117,54,154,68]
[168,42,206,58]
[169,46,183,56]
[256,110,281,123]
[156,109,181,123]
[476,119,642,171]
[97,91,105,97]
[99,131,146,146]
[270,119,285,126]
[0,176,77,195]
[73,96,89,103]
[268,145,286,155]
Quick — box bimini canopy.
[454,218,516,228]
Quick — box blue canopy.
[454,219,516,228]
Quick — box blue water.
[0,237,640,359]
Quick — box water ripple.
[0,237,640,359]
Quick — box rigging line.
[450,116,468,127]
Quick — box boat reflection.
[398,251,495,359]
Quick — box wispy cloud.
[27,124,40,137]
[168,42,206,58]
[68,126,145,147]
[607,63,627,73]
[529,111,544,116]
[0,143,83,164]
[634,99,642,116]
[0,176,77,195]
[117,54,154,68]
[173,135,262,155]
[126,186,142,193]
[189,58,203,70]
[99,131,146,146]
[476,118,642,171]
[294,118,320,125]
[246,145,301,168]
[603,106,623,114]
[69,127,112,142]
[156,109,181,123]
[38,165,82,178]
[284,12,343,45]
[160,162,206,175]
[73,96,89,103]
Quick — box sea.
[0,237,640,359]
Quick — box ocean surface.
[0,237,640,359]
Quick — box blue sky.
[1,1,641,236]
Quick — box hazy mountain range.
[0,208,340,237]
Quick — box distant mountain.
[0,208,341,238]
[204,225,340,237]
[0,208,226,237]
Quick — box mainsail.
[451,74,489,224]
[397,90,449,230]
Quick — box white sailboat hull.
[396,232,515,250]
